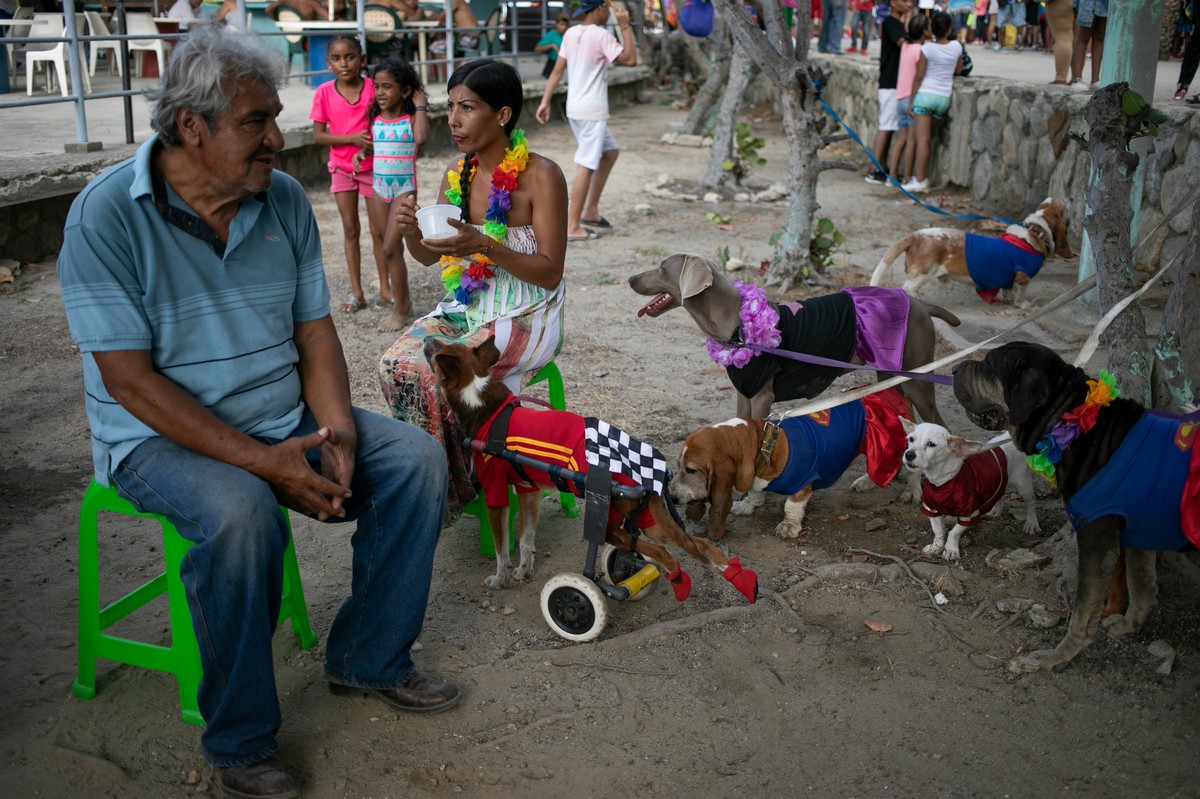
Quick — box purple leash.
[741,343,955,386]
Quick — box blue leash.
[812,76,1023,226]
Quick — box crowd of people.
[813,0,1105,91]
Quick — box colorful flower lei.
[1027,370,1120,485]
[439,129,530,305]
[706,282,782,369]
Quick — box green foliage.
[716,245,731,268]
[706,211,732,224]
[721,122,767,184]
[1121,89,1168,140]
[808,217,844,274]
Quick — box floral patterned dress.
[377,224,566,511]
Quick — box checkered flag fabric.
[584,418,670,496]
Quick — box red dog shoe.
[664,565,692,601]
[723,558,758,603]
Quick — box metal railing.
[0,0,640,146]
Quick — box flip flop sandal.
[339,295,367,313]
[581,217,613,229]
[568,230,599,242]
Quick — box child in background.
[864,0,910,186]
[848,0,875,55]
[904,10,962,193]
[536,15,571,78]
[888,13,929,187]
[310,35,387,313]
[355,59,429,333]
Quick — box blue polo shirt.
[58,135,331,485]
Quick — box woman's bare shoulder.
[524,152,566,185]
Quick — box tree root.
[850,549,946,614]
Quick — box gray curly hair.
[146,24,286,145]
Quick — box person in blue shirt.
[57,23,457,799]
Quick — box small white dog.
[900,419,1040,561]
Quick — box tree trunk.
[1152,196,1200,410]
[683,21,732,135]
[709,0,824,286]
[764,77,823,291]
[1161,0,1183,59]
[701,44,755,189]
[1082,84,1151,403]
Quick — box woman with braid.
[378,59,568,513]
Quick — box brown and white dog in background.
[870,197,1074,305]
[671,388,912,540]
[424,335,758,604]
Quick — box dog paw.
[512,564,534,582]
[484,573,513,590]
[942,546,961,562]
[1102,613,1138,637]
[775,520,803,539]
[922,542,944,557]
[900,489,918,505]
[731,498,759,516]
[1023,519,1042,535]
[849,475,874,493]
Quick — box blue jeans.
[819,0,846,53]
[850,9,874,50]
[113,406,447,767]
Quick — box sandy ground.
[2,93,1199,799]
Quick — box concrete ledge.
[0,65,651,263]
[813,53,1193,270]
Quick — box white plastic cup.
[415,204,462,239]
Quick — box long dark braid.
[458,153,475,223]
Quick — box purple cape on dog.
[725,287,910,399]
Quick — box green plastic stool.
[463,360,581,557]
[72,480,319,725]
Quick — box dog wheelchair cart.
[466,438,674,643]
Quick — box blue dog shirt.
[765,403,868,494]
[1065,414,1196,550]
[964,232,1046,291]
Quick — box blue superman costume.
[1066,415,1200,550]
[470,396,758,602]
[964,232,1046,304]
[764,388,909,495]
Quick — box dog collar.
[1024,220,1053,254]
[755,418,782,475]
[1028,370,1119,485]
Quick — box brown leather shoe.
[217,755,298,799]
[328,672,461,714]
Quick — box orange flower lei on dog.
[1028,370,1120,485]
[439,129,529,304]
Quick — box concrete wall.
[0,67,650,263]
[817,56,1194,270]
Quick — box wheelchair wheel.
[541,573,608,642]
[597,543,660,602]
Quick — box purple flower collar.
[706,282,782,368]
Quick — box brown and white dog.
[900,418,1040,561]
[870,197,1074,305]
[424,335,758,604]
[671,388,912,540]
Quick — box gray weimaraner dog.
[629,253,960,424]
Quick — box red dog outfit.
[471,396,757,602]
[920,449,1009,526]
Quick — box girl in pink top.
[310,35,386,313]
[888,14,930,185]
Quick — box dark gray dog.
[629,253,961,423]
[953,341,1198,671]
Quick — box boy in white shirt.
[536,0,637,241]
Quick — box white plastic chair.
[6,6,34,78]
[25,13,91,96]
[85,10,121,77]
[124,13,171,78]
